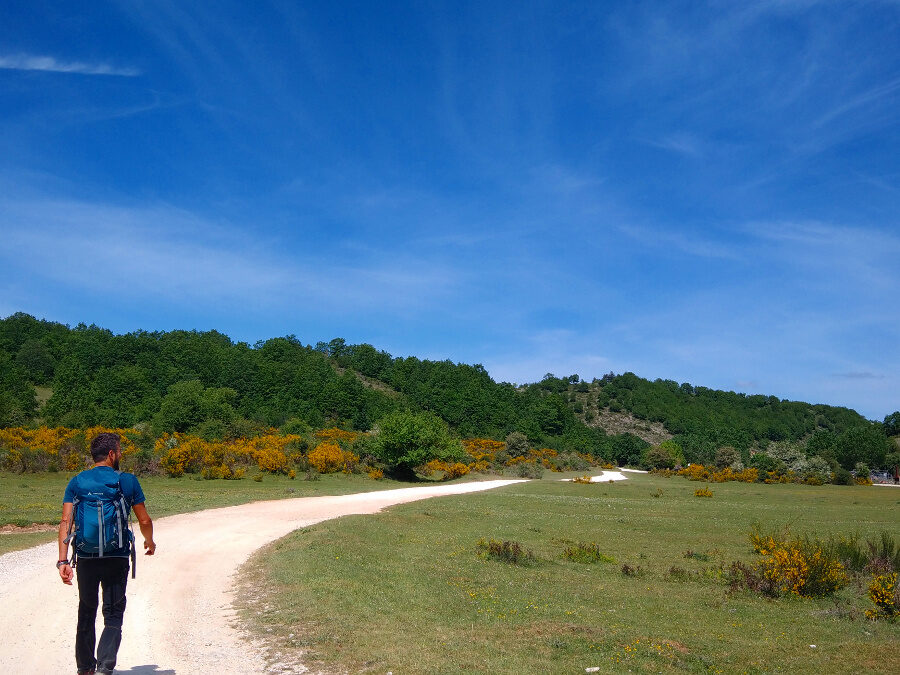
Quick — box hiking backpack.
[66,472,134,559]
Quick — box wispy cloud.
[644,132,704,157]
[618,224,740,260]
[833,371,885,380]
[0,54,139,77]
[0,195,457,315]
[814,75,900,128]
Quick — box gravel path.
[0,479,523,674]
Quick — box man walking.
[57,432,156,675]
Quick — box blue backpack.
[67,472,134,559]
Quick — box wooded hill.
[1,312,896,468]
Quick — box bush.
[832,467,854,485]
[476,538,535,564]
[505,431,529,458]
[749,452,783,475]
[866,572,899,620]
[563,542,615,564]
[515,462,544,479]
[743,527,847,598]
[867,531,900,573]
[854,462,872,485]
[694,487,713,498]
[308,441,358,474]
[373,410,465,477]
[644,445,675,470]
[715,446,740,469]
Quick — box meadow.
[236,472,900,674]
[0,471,409,556]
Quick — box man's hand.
[59,563,73,585]
[144,539,156,555]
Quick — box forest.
[0,312,897,472]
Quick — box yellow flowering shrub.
[694,487,714,498]
[367,468,384,480]
[314,427,360,445]
[462,438,505,461]
[308,441,358,474]
[758,540,847,597]
[679,464,710,481]
[745,526,847,598]
[866,572,899,620]
[0,425,139,472]
[444,462,470,479]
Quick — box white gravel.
[0,479,524,674]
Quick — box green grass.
[0,470,411,555]
[237,473,900,674]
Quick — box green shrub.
[749,452,784,474]
[866,531,900,573]
[476,538,535,565]
[832,467,854,485]
[563,542,615,564]
[505,431,529,458]
[373,410,464,477]
[516,462,544,479]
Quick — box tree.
[749,452,784,474]
[884,412,900,437]
[885,451,900,483]
[714,446,740,469]
[837,425,890,470]
[644,445,675,469]
[505,431,529,458]
[15,339,55,384]
[372,410,465,478]
[153,380,238,435]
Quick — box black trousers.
[75,557,130,673]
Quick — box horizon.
[1,2,898,421]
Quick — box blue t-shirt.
[64,467,146,557]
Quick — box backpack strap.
[117,471,137,579]
[63,473,81,567]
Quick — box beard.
[112,455,121,471]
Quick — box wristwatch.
[56,560,70,568]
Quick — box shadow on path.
[116,665,176,674]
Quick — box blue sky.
[1,1,898,420]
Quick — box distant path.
[0,479,524,674]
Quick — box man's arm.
[132,503,156,555]
[58,502,74,585]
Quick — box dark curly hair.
[90,432,121,463]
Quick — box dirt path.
[0,479,523,674]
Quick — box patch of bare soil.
[0,523,56,534]
[587,407,672,445]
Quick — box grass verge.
[0,471,412,556]
[237,473,900,674]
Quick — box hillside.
[1,312,897,469]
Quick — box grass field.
[237,473,900,674]
[0,470,410,555]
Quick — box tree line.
[1,312,897,471]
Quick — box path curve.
[0,479,523,674]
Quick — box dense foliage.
[547,371,896,469]
[0,313,895,470]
